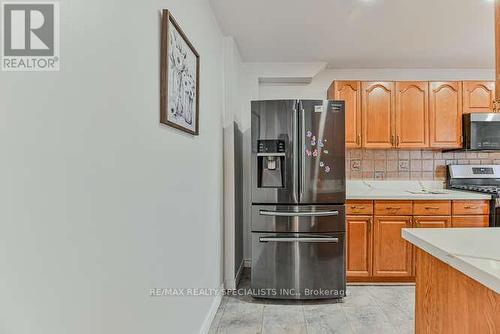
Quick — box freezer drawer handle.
[259,237,339,243]
[259,210,339,217]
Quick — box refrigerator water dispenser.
[257,140,285,188]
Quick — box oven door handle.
[259,210,339,217]
[259,237,339,243]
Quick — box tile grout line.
[301,303,309,334]
[259,303,265,334]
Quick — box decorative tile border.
[346,149,500,180]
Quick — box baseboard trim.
[235,260,244,286]
[199,283,224,334]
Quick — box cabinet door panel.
[414,216,451,228]
[463,81,495,113]
[429,82,463,148]
[373,216,412,277]
[412,216,451,276]
[451,216,489,228]
[362,82,395,148]
[329,81,362,148]
[395,82,429,148]
[346,216,372,277]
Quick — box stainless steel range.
[250,100,346,300]
[447,165,500,227]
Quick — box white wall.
[0,0,228,333]
[222,37,245,288]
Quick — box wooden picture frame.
[161,10,200,135]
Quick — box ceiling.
[209,0,495,68]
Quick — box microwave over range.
[463,113,500,151]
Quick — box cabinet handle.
[368,218,372,232]
[463,206,479,209]
[386,207,401,210]
[351,206,366,209]
[425,207,440,210]
[391,135,395,146]
[396,135,400,147]
[357,134,361,146]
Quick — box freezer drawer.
[251,232,346,299]
[251,205,345,233]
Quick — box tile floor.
[209,270,415,334]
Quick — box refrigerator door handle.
[292,103,299,202]
[299,103,306,202]
[259,210,339,217]
[259,237,339,243]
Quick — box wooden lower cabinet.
[451,216,489,228]
[415,248,500,333]
[373,216,413,277]
[345,200,489,282]
[346,216,372,277]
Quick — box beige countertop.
[346,180,492,201]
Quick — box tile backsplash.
[346,149,500,180]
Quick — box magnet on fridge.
[313,149,318,157]
[306,131,312,138]
[319,161,325,167]
[311,140,316,146]
[306,149,311,156]
[325,166,331,173]
[323,150,329,154]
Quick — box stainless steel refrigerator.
[250,99,346,300]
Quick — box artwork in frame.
[161,10,200,135]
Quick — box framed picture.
[161,10,200,135]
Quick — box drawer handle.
[259,237,339,243]
[386,207,401,210]
[259,210,339,217]
[351,206,366,209]
[425,207,440,210]
[463,206,479,209]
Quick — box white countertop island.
[403,228,500,293]
[403,228,500,332]
[347,180,492,200]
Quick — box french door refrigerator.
[250,99,346,299]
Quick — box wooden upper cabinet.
[429,82,463,149]
[346,216,372,277]
[329,81,362,148]
[362,82,395,148]
[463,81,495,113]
[395,82,429,148]
[373,216,413,277]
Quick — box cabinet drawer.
[413,201,451,216]
[375,201,413,216]
[346,201,373,215]
[451,216,489,228]
[452,201,490,215]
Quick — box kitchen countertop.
[346,180,492,200]
[402,228,500,293]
